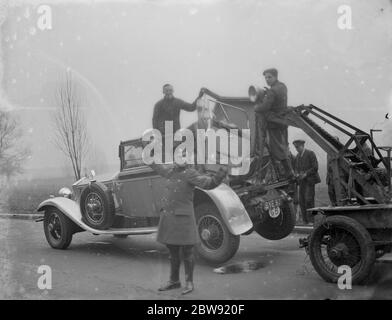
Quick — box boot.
[182,258,194,295]
[158,256,181,291]
[159,281,181,291]
[182,281,194,295]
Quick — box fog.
[1,0,392,179]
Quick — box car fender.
[195,183,253,235]
[37,197,158,235]
[38,197,92,231]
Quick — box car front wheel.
[195,202,240,265]
[44,208,73,249]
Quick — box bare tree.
[53,72,89,180]
[0,110,29,183]
[0,110,19,159]
[0,150,29,182]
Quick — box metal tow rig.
[299,236,310,255]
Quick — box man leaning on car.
[152,84,203,135]
[152,84,203,162]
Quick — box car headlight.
[58,187,73,199]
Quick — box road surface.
[0,218,391,299]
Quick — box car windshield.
[123,144,145,169]
[212,101,249,130]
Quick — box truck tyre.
[308,215,375,284]
[80,182,115,230]
[44,208,73,249]
[195,202,240,265]
[254,201,296,240]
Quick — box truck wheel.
[254,201,296,240]
[308,215,375,284]
[195,203,240,265]
[80,182,115,230]
[44,208,73,249]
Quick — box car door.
[116,142,158,217]
[150,174,168,215]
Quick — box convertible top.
[201,88,251,105]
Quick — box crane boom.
[275,105,390,205]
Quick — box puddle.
[213,260,266,274]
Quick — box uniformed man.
[149,161,227,295]
[254,68,294,181]
[292,140,321,224]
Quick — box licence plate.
[269,207,281,218]
[265,200,281,218]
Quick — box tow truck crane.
[201,88,392,284]
[263,103,392,284]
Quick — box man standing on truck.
[292,139,321,224]
[152,84,203,134]
[152,84,203,162]
[254,68,294,181]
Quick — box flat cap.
[263,68,278,77]
[293,139,305,146]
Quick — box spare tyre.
[80,182,115,230]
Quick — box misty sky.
[1,0,392,176]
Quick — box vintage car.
[37,89,295,265]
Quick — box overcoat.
[294,149,321,185]
[150,163,224,245]
[152,97,196,134]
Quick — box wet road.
[0,218,391,300]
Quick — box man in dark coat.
[254,68,294,180]
[152,84,203,163]
[292,140,321,224]
[150,161,227,295]
[152,84,202,134]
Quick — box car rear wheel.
[43,208,73,249]
[195,202,240,265]
[80,182,115,230]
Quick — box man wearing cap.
[292,139,321,224]
[149,160,227,295]
[254,68,294,180]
